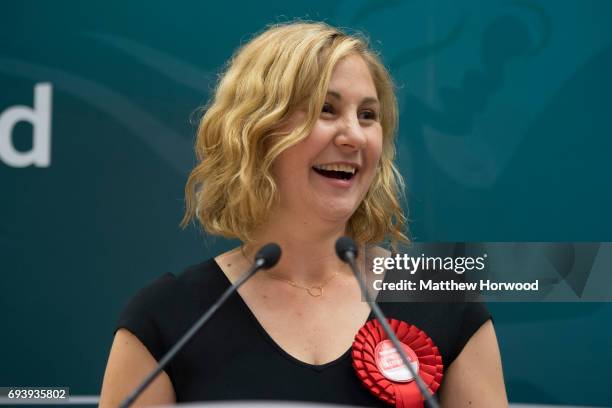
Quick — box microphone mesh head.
[335,236,358,262]
[255,243,282,268]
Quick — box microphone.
[335,237,440,408]
[119,243,281,408]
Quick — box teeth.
[313,164,356,174]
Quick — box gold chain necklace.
[240,245,339,297]
[267,270,339,297]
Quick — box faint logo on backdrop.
[335,0,551,188]
[0,83,52,167]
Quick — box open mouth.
[312,164,358,181]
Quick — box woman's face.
[272,54,383,226]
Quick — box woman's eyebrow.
[327,90,379,105]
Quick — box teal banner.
[1,1,611,406]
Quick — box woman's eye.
[321,103,334,114]
[359,110,378,121]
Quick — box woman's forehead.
[327,55,379,100]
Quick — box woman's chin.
[313,202,360,225]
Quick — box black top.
[116,259,490,406]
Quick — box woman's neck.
[244,211,358,286]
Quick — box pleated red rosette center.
[352,318,443,408]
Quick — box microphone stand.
[119,244,280,408]
[341,247,440,408]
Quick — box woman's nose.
[334,116,367,151]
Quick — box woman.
[100,22,506,407]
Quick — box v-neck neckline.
[211,258,381,372]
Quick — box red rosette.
[352,318,443,408]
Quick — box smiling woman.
[271,54,385,229]
[100,21,507,407]
[180,22,406,246]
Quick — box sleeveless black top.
[116,259,490,406]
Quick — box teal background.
[1,0,611,406]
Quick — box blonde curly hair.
[182,21,408,246]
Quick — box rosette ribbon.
[352,318,443,408]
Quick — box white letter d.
[0,83,53,167]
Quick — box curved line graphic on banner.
[87,33,216,94]
[0,58,191,174]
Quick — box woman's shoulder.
[115,258,227,361]
[176,258,228,292]
[128,258,223,300]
